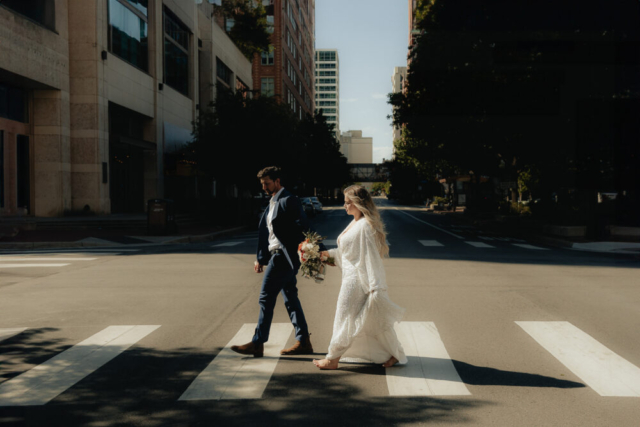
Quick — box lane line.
[211,242,244,248]
[478,236,495,241]
[418,240,444,247]
[0,264,70,269]
[0,325,160,406]
[512,244,549,251]
[465,242,495,248]
[516,321,640,397]
[179,323,292,401]
[386,322,470,396]
[0,328,28,343]
[0,258,98,261]
[394,210,464,239]
[323,239,337,246]
[0,249,137,254]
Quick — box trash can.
[147,199,176,235]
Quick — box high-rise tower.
[314,49,339,137]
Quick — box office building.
[340,130,372,164]
[314,49,339,136]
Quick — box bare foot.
[382,356,399,368]
[313,358,339,370]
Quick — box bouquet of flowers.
[298,231,335,283]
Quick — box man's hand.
[254,261,264,273]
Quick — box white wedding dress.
[326,218,407,364]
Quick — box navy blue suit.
[253,189,325,344]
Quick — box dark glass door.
[109,142,144,213]
[17,135,30,212]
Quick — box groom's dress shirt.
[267,187,285,252]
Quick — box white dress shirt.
[267,187,285,252]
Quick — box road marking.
[418,240,444,247]
[386,322,470,396]
[394,210,464,239]
[0,249,138,254]
[512,244,549,251]
[516,321,640,397]
[0,258,98,261]
[465,242,495,248]
[323,239,337,246]
[179,323,292,401]
[478,236,495,241]
[0,325,160,406]
[0,264,70,269]
[211,242,244,248]
[0,328,27,343]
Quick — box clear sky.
[315,0,409,163]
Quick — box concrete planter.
[544,225,587,237]
[607,226,640,238]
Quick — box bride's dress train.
[327,218,407,364]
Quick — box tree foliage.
[216,0,270,59]
[188,88,349,196]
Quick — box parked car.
[309,197,323,213]
[300,198,315,216]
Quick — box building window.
[318,100,336,107]
[318,70,336,76]
[217,58,233,87]
[261,46,274,65]
[326,115,337,121]
[0,83,28,123]
[261,78,274,97]
[266,15,274,33]
[317,63,336,69]
[225,18,235,32]
[318,51,336,62]
[317,86,336,92]
[316,93,337,99]
[320,108,337,114]
[17,135,30,212]
[108,0,148,71]
[1,0,56,31]
[164,7,190,96]
[318,78,336,84]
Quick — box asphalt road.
[1,198,639,426]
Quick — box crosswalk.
[1,321,638,405]
[317,238,549,251]
[0,249,140,269]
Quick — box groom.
[231,166,324,358]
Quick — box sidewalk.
[424,206,640,255]
[0,221,250,250]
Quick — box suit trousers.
[252,252,309,344]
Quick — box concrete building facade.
[0,0,251,217]
[314,49,339,137]
[340,130,372,164]
[253,0,315,119]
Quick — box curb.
[0,225,251,250]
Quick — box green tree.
[216,0,270,59]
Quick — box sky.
[315,0,409,163]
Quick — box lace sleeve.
[354,221,387,293]
[328,248,342,269]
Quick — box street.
[1,198,639,426]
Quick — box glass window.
[318,78,336,84]
[266,15,274,33]
[326,116,336,121]
[318,70,336,76]
[317,86,336,92]
[318,63,336,69]
[318,51,336,62]
[261,46,274,65]
[1,0,56,31]
[225,18,235,32]
[261,78,274,97]
[217,58,232,87]
[164,7,190,96]
[17,135,30,211]
[320,108,337,114]
[109,0,148,71]
[316,93,336,99]
[0,83,28,123]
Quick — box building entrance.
[109,140,144,213]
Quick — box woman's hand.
[321,251,335,267]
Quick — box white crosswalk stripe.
[0,264,70,269]
[387,322,470,396]
[418,240,444,247]
[512,244,549,251]
[179,323,292,401]
[0,325,160,406]
[465,241,495,248]
[0,257,98,261]
[211,241,244,247]
[517,321,640,397]
[323,239,337,247]
[0,328,28,343]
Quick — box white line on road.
[512,244,549,251]
[179,323,292,401]
[0,328,28,343]
[465,242,495,248]
[0,249,138,254]
[394,210,465,239]
[0,264,70,268]
[211,242,244,248]
[323,239,337,246]
[0,258,98,261]
[516,321,640,397]
[478,236,495,241]
[418,240,444,247]
[386,322,470,396]
[0,325,160,406]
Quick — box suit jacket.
[257,189,325,270]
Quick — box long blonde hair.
[344,185,389,258]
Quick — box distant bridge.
[348,164,389,182]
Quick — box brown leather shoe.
[231,341,264,358]
[280,335,313,355]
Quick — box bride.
[314,185,407,370]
